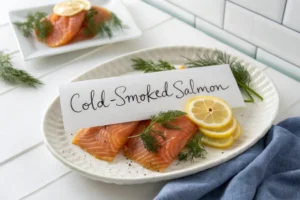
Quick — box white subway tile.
[143,0,194,26]
[283,0,300,32]
[225,2,300,67]
[256,48,300,82]
[167,0,225,27]
[224,2,253,41]
[230,0,286,23]
[196,17,256,58]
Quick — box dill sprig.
[84,8,98,36]
[178,134,207,162]
[14,12,52,40]
[0,52,43,87]
[184,49,263,102]
[84,9,126,39]
[150,110,186,129]
[110,12,128,29]
[132,58,176,73]
[129,110,186,153]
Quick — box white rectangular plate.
[8,0,142,60]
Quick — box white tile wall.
[224,2,300,67]
[256,48,300,82]
[224,2,253,41]
[283,0,300,32]
[230,0,286,23]
[144,0,300,81]
[195,17,256,57]
[167,0,225,27]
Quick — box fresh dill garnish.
[160,123,180,130]
[14,12,52,40]
[110,12,128,29]
[35,18,53,40]
[0,51,43,87]
[178,134,207,162]
[183,49,263,102]
[140,131,161,153]
[84,8,98,36]
[84,9,126,39]
[131,58,176,73]
[128,110,186,153]
[150,110,186,129]
[98,23,113,38]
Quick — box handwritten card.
[60,64,245,133]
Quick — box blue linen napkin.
[155,117,300,200]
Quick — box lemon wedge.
[232,122,242,140]
[186,96,233,129]
[201,135,234,148]
[72,0,91,10]
[200,117,238,139]
[53,1,85,16]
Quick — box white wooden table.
[1,1,300,199]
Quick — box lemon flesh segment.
[232,123,242,140]
[72,0,91,10]
[187,96,233,129]
[53,2,85,16]
[201,135,234,148]
[200,118,238,139]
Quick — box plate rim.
[8,0,142,60]
[42,45,280,184]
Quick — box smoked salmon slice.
[43,11,86,47]
[124,116,198,172]
[72,121,139,162]
[71,6,111,42]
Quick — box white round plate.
[43,46,279,184]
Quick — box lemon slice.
[201,135,234,148]
[232,122,242,140]
[200,117,238,139]
[186,96,233,129]
[53,1,85,16]
[72,0,91,10]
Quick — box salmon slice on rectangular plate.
[71,6,111,42]
[124,116,198,172]
[43,11,86,47]
[72,121,139,162]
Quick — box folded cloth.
[155,117,300,200]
